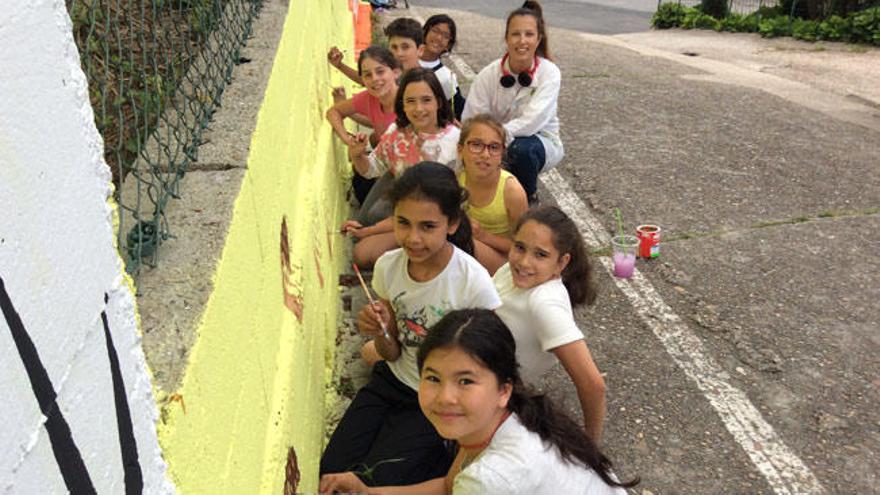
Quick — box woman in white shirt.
[462,1,563,204]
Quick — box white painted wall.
[0,1,173,493]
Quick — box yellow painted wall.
[156,1,356,492]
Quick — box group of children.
[319,2,638,493]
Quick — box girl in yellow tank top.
[457,115,528,274]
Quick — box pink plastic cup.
[611,235,638,279]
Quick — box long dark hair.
[357,45,400,75]
[423,14,457,53]
[417,309,638,489]
[394,68,454,130]
[506,0,553,61]
[514,206,596,306]
[388,162,474,256]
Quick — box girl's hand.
[348,133,369,160]
[319,471,369,494]
[470,217,485,241]
[341,219,363,236]
[341,220,371,240]
[331,86,346,103]
[327,46,344,68]
[357,301,393,338]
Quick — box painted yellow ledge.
[156,1,357,492]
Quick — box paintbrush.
[352,263,392,341]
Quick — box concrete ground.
[135,0,288,393]
[393,2,879,493]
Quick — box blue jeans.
[506,135,546,198]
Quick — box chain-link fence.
[67,0,263,276]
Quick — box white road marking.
[408,5,824,492]
[543,169,824,494]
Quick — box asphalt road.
[392,3,880,493]
[411,0,655,35]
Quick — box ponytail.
[449,210,475,256]
[521,0,544,16]
[508,385,638,489]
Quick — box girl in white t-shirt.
[343,68,461,268]
[494,205,607,444]
[320,163,501,488]
[319,309,637,494]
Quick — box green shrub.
[759,15,793,37]
[817,15,851,40]
[696,12,723,29]
[791,18,821,40]
[850,6,880,44]
[679,7,722,29]
[754,5,785,19]
[652,2,689,28]
[721,12,760,31]
[653,0,880,44]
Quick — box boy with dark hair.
[383,18,424,71]
[327,18,425,87]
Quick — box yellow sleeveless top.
[459,169,512,235]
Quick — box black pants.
[352,173,376,206]
[320,361,454,486]
[453,89,466,122]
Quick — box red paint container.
[636,224,661,259]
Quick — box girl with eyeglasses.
[457,115,528,275]
[420,14,465,120]
[462,1,562,205]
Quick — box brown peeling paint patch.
[281,216,304,322]
[326,228,334,257]
[313,245,325,289]
[283,446,301,495]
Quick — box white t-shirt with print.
[492,262,584,386]
[454,414,626,495]
[373,246,501,390]
[365,123,460,179]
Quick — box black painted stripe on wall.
[0,275,96,494]
[101,293,144,494]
